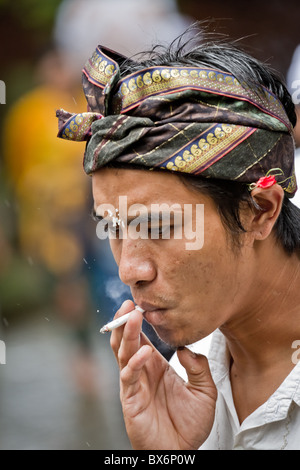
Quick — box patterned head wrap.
[57,45,297,196]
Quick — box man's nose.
[118,239,156,287]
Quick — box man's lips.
[137,301,167,326]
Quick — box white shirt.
[170,330,300,450]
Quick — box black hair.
[178,173,300,255]
[120,23,297,126]
[116,23,300,255]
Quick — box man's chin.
[153,325,191,350]
[153,324,210,351]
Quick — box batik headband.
[57,45,297,196]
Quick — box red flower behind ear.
[255,175,277,189]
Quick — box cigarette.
[100,306,145,334]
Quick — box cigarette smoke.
[104,276,131,306]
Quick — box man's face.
[92,168,254,348]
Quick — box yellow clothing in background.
[3,85,89,276]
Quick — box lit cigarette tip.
[99,306,145,334]
[100,326,109,334]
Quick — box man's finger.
[177,348,217,401]
[117,308,144,369]
[120,345,153,398]
[110,300,136,360]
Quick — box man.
[57,29,300,450]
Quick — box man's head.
[57,27,300,346]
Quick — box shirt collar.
[208,329,300,424]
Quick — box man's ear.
[248,184,284,241]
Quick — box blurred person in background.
[2,45,101,394]
[54,0,192,78]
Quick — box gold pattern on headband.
[56,109,103,141]
[160,123,256,174]
[286,172,297,194]
[113,66,290,131]
[82,47,292,133]
[83,47,118,87]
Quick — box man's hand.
[110,300,217,450]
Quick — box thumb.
[177,347,217,399]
